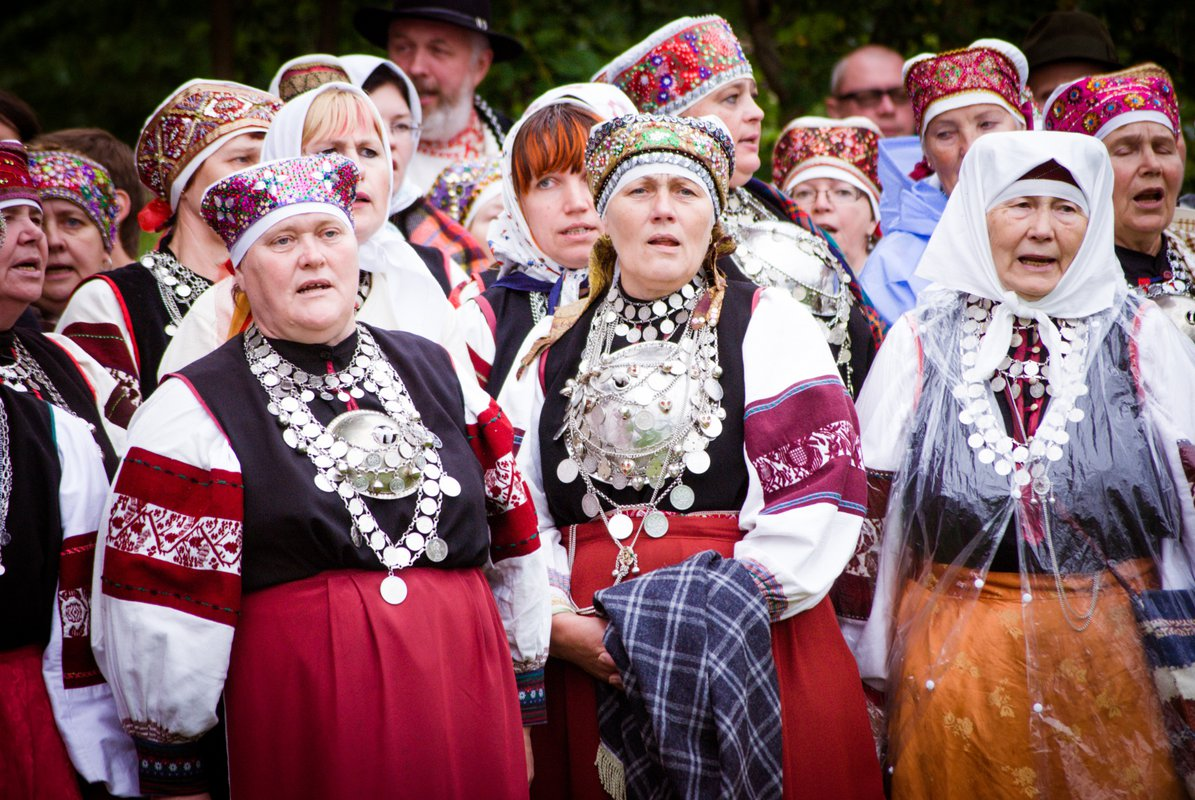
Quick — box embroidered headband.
[1042,63,1180,140]
[136,79,283,216]
[771,116,882,217]
[903,38,1033,136]
[585,114,734,217]
[0,140,41,213]
[594,16,753,116]
[426,158,504,227]
[201,154,359,266]
[28,150,120,252]
[268,55,353,102]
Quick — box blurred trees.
[1,0,1189,186]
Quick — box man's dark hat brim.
[1023,11,1120,72]
[353,5,524,62]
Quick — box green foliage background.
[2,0,1190,189]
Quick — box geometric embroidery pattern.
[107,493,242,575]
[752,419,862,499]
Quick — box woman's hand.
[524,726,535,784]
[550,612,623,689]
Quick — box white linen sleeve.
[455,296,498,392]
[91,377,243,794]
[41,408,140,796]
[734,287,866,620]
[46,333,128,455]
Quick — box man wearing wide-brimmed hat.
[354,0,521,191]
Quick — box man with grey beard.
[354,0,521,191]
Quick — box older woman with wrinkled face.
[93,153,548,799]
[503,113,881,800]
[854,130,1195,798]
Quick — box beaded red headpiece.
[903,39,1033,135]
[1042,64,1180,140]
[772,117,882,204]
[0,140,41,212]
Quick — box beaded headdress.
[594,16,753,115]
[136,80,282,215]
[586,114,734,217]
[201,154,359,265]
[771,116,882,217]
[0,140,40,212]
[426,158,503,227]
[29,150,119,252]
[903,39,1033,136]
[1042,64,1180,140]
[268,55,353,102]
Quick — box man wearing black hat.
[1022,10,1120,108]
[354,0,521,191]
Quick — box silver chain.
[0,397,11,575]
[141,251,211,335]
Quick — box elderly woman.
[55,81,280,421]
[0,140,121,471]
[773,116,883,276]
[93,154,548,798]
[861,39,1034,326]
[1043,64,1195,327]
[502,114,881,800]
[597,16,880,395]
[853,130,1195,797]
[455,83,634,396]
[26,149,119,330]
[158,79,457,375]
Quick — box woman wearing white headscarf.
[455,83,635,396]
[853,130,1195,797]
[159,80,461,376]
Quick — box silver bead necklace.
[245,324,460,605]
[556,277,724,583]
[0,337,70,409]
[0,398,11,575]
[141,250,212,337]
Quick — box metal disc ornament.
[643,511,669,538]
[380,574,408,605]
[425,537,449,563]
[607,512,634,540]
[669,484,695,511]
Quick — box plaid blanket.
[593,551,783,800]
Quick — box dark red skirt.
[0,644,83,800]
[224,567,527,799]
[531,514,883,800]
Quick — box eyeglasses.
[791,185,867,207]
[834,86,908,109]
[389,122,422,138]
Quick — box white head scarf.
[915,130,1123,382]
[488,83,637,306]
[339,54,427,215]
[262,81,448,335]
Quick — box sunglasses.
[835,86,909,109]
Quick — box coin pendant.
[685,450,711,474]
[669,484,695,511]
[557,458,579,483]
[164,323,178,337]
[643,511,669,538]
[440,475,461,497]
[582,491,602,518]
[607,512,634,540]
[380,575,408,605]
[425,537,449,562]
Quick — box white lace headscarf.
[915,130,1124,383]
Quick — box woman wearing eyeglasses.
[773,117,883,276]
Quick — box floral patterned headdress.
[903,38,1034,136]
[0,140,41,213]
[1042,63,1180,141]
[201,154,359,266]
[771,116,883,218]
[593,16,753,116]
[426,158,503,228]
[29,150,120,252]
[585,114,734,217]
[136,79,282,229]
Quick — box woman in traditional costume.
[504,113,882,800]
[854,130,1195,797]
[158,79,459,375]
[0,140,121,471]
[426,156,504,262]
[27,149,119,330]
[772,117,882,276]
[1043,64,1195,338]
[0,382,138,798]
[93,153,548,798]
[54,80,280,420]
[455,83,634,397]
[860,39,1033,326]
[597,16,881,395]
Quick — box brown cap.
[1022,11,1119,72]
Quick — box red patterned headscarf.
[0,140,41,213]
[1042,63,1180,140]
[903,39,1033,137]
[771,116,882,218]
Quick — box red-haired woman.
[455,84,635,397]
